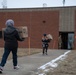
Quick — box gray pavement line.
[35,50,71,75]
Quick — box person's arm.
[42,37,46,42]
[47,39,51,43]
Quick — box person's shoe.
[42,53,44,55]
[0,67,3,74]
[14,65,20,70]
[46,53,48,55]
[0,70,2,74]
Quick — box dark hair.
[43,34,46,36]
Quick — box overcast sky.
[0,0,76,8]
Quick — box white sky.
[0,0,76,8]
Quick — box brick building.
[0,6,76,49]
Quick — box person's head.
[43,34,47,37]
[5,19,14,27]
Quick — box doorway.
[58,32,74,50]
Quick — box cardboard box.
[2,28,5,39]
[17,26,28,38]
[2,26,28,39]
[47,34,53,40]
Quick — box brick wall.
[0,9,59,49]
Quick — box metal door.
[68,33,74,50]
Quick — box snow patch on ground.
[36,50,71,75]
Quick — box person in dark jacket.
[42,34,50,55]
[0,19,25,73]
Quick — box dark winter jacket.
[4,26,24,50]
[42,38,50,48]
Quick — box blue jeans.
[0,48,17,67]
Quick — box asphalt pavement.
[0,49,68,75]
